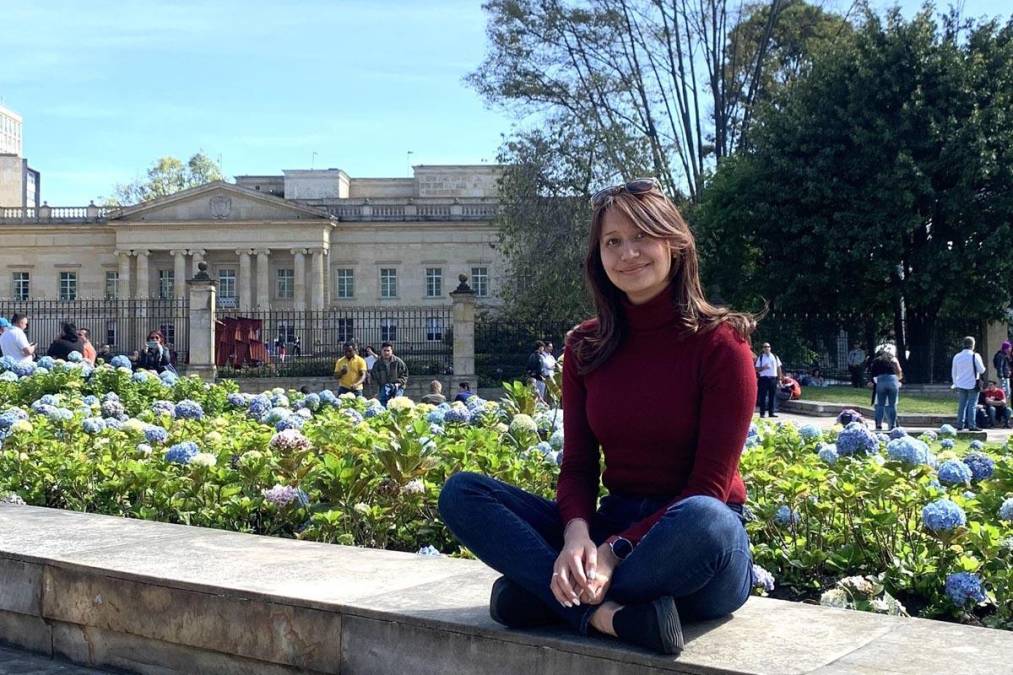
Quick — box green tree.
[104,152,223,206]
[697,9,1013,381]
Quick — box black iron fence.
[475,318,576,384]
[0,299,190,364]
[216,306,454,378]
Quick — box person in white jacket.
[952,336,986,431]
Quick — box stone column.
[189,249,206,276]
[255,249,271,311]
[116,250,132,300]
[450,274,477,388]
[237,249,253,312]
[171,249,188,300]
[134,250,150,299]
[186,261,217,382]
[310,248,326,310]
[292,248,307,311]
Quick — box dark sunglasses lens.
[626,179,656,194]
[590,186,619,207]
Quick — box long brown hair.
[570,186,756,374]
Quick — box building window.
[277,269,294,299]
[11,272,29,301]
[380,268,397,298]
[59,272,77,301]
[335,268,354,299]
[105,321,117,349]
[276,322,296,344]
[426,317,444,341]
[335,318,354,344]
[159,323,176,348]
[381,319,397,342]
[105,271,118,300]
[471,266,489,297]
[425,267,442,297]
[218,269,237,307]
[159,270,174,300]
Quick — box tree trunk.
[905,313,936,384]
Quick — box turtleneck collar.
[621,283,680,332]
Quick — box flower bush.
[0,356,1011,630]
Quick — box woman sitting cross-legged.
[438,178,757,655]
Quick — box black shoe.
[489,576,560,629]
[612,596,684,655]
[769,414,779,418]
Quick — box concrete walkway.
[767,410,1013,443]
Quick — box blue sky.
[0,0,1004,205]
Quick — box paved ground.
[764,410,1013,443]
[0,646,112,674]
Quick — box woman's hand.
[552,520,596,607]
[579,542,618,605]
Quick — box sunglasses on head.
[590,177,661,209]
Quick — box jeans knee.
[666,495,745,547]
[438,471,484,524]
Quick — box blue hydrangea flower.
[67,350,83,363]
[945,573,986,607]
[888,427,908,440]
[969,439,984,451]
[938,424,957,438]
[751,564,775,592]
[37,356,55,370]
[837,409,863,426]
[302,393,320,411]
[998,498,1013,522]
[262,484,309,507]
[417,545,441,556]
[920,430,938,442]
[164,441,199,465]
[102,392,120,402]
[46,407,74,422]
[427,409,447,425]
[158,371,178,386]
[101,400,125,418]
[429,423,445,436]
[82,417,105,434]
[110,355,132,369]
[364,402,385,419]
[269,393,290,408]
[275,415,306,431]
[341,408,364,425]
[226,393,246,407]
[836,422,878,456]
[319,389,338,407]
[962,452,994,481]
[0,371,17,382]
[549,429,564,450]
[798,424,822,441]
[261,406,290,424]
[774,505,800,526]
[921,499,966,533]
[247,395,272,420]
[940,438,955,450]
[937,460,973,486]
[174,399,204,420]
[144,426,168,444]
[534,441,553,456]
[82,395,99,406]
[103,416,123,430]
[10,360,36,377]
[817,444,839,466]
[886,436,930,466]
[443,406,471,425]
[151,400,176,418]
[131,371,150,383]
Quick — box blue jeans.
[438,472,752,635]
[874,375,899,429]
[957,388,978,429]
[378,383,403,407]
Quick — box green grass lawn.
[799,385,958,415]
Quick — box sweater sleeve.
[555,341,601,526]
[615,325,757,545]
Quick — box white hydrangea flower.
[191,452,217,467]
[387,396,415,411]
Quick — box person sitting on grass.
[439,177,756,656]
[420,380,446,405]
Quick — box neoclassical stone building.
[0,165,504,311]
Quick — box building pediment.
[110,182,333,223]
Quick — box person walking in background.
[421,380,447,405]
[371,341,408,407]
[993,341,1011,398]
[846,344,866,388]
[980,380,1010,428]
[46,322,82,361]
[363,345,378,385]
[951,336,986,431]
[541,340,558,379]
[77,327,97,365]
[0,314,35,363]
[526,340,547,400]
[292,336,301,357]
[334,342,367,397]
[754,342,782,418]
[869,348,903,431]
[454,381,474,403]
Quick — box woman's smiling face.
[599,207,673,305]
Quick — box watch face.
[612,537,633,560]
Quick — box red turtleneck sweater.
[556,286,756,545]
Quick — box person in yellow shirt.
[334,342,368,396]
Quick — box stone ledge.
[1,505,1011,674]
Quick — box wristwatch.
[608,536,634,561]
